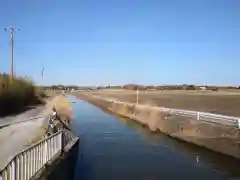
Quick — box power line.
[14,40,177,43]
[19,29,144,33]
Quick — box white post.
[11,160,16,180]
[197,112,200,120]
[4,170,7,180]
[44,141,47,163]
[24,153,27,180]
[21,154,24,180]
[136,89,139,105]
[27,151,30,179]
[238,119,240,129]
[16,157,20,180]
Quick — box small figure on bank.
[51,107,57,120]
[46,107,58,136]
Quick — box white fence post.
[11,161,15,180]
[238,119,240,129]
[197,112,200,120]
[44,141,47,163]
[136,89,139,105]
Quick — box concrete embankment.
[77,93,240,159]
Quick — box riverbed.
[71,98,240,180]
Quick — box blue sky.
[0,0,239,86]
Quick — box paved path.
[0,97,57,170]
[0,106,45,128]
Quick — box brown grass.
[0,74,45,116]
[84,90,240,117]
[26,94,72,146]
[52,94,72,123]
[27,125,46,146]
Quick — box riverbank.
[28,92,73,143]
[72,96,240,180]
[87,89,240,116]
[75,92,240,159]
[53,93,72,124]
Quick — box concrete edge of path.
[0,116,45,129]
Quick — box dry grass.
[27,125,46,146]
[52,94,72,123]
[26,94,72,146]
[85,90,240,117]
[0,74,45,116]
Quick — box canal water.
[71,98,240,180]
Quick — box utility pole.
[41,64,44,85]
[4,26,20,84]
[10,27,13,80]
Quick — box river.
[71,98,240,180]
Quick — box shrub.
[0,74,45,116]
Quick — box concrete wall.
[79,94,240,159]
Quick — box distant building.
[200,86,207,90]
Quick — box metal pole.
[41,65,44,85]
[10,27,14,83]
[4,27,20,84]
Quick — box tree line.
[43,84,240,91]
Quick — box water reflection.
[117,116,240,179]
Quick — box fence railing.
[0,130,78,180]
[158,107,240,128]
[105,98,240,129]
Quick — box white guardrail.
[105,98,240,129]
[159,107,240,128]
[0,130,77,180]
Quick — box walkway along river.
[70,97,240,180]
